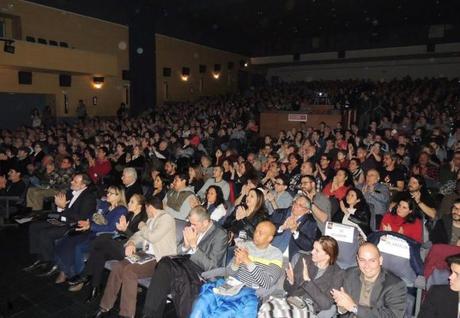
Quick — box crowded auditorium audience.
[2,77,460,317]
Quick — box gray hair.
[189,205,210,221]
[293,194,311,208]
[123,167,138,181]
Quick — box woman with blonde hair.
[54,185,128,284]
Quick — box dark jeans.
[84,234,125,286]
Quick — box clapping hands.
[183,226,198,250]
[116,215,129,232]
[234,247,250,266]
[54,192,68,209]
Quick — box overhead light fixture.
[92,76,104,89]
[181,67,190,81]
[1,39,15,54]
[212,72,220,79]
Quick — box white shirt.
[57,187,86,212]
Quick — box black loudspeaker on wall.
[163,68,171,77]
[18,71,32,85]
[59,74,72,87]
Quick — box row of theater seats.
[25,36,69,48]
[101,219,441,318]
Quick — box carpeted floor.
[0,224,176,318]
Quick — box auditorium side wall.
[0,0,129,118]
[155,34,247,105]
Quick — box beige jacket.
[128,209,177,260]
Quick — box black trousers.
[84,234,125,286]
[142,259,172,317]
[29,221,69,262]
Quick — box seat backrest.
[175,218,187,244]
[426,268,450,290]
[370,232,417,284]
[324,221,359,270]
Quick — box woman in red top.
[380,197,423,242]
[322,168,353,201]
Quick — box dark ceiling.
[29,0,460,56]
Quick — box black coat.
[418,284,458,318]
[430,215,454,244]
[124,182,143,202]
[61,187,97,225]
[223,205,268,240]
[285,254,345,312]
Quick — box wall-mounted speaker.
[18,71,32,85]
[59,74,71,87]
[427,43,435,52]
[214,64,221,72]
[293,53,300,61]
[163,67,171,77]
[338,50,346,58]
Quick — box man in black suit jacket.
[418,253,460,318]
[270,195,320,260]
[24,173,97,274]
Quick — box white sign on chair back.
[324,222,355,244]
[377,235,410,259]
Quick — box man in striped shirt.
[190,221,283,317]
[229,221,284,290]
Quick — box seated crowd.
[1,77,460,318]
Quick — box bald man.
[229,221,283,290]
[331,243,406,317]
[192,222,283,316]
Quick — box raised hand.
[331,287,357,312]
[116,214,129,232]
[302,258,310,281]
[235,206,247,220]
[183,226,198,249]
[286,262,295,285]
[189,196,201,209]
[54,192,68,209]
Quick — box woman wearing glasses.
[53,185,128,285]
